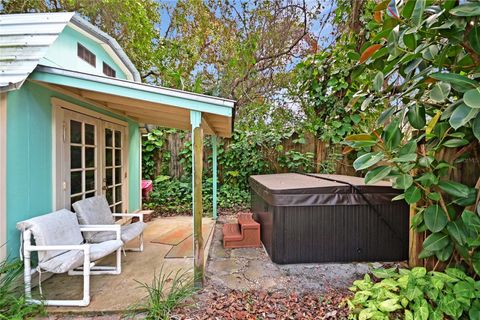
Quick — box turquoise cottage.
[0,12,234,264]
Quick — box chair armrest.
[79,224,121,231]
[80,224,121,241]
[26,244,89,252]
[112,213,143,222]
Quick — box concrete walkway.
[36,216,214,315]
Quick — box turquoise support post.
[212,135,218,220]
[190,111,202,211]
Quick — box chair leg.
[82,248,90,306]
[116,247,121,274]
[124,232,144,252]
[23,248,32,301]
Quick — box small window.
[77,43,96,67]
[103,62,116,78]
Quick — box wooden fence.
[145,132,357,180]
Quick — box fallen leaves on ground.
[174,289,351,319]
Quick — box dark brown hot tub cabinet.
[249,173,409,264]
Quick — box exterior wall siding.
[5,81,141,258]
[128,120,141,212]
[40,26,127,80]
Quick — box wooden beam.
[30,81,133,120]
[80,90,188,116]
[122,109,214,135]
[201,116,217,136]
[133,117,191,131]
[193,126,205,288]
[106,101,190,117]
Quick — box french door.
[58,108,127,212]
[103,122,126,213]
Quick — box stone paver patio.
[206,214,390,293]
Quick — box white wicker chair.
[73,196,146,252]
[17,209,123,307]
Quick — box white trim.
[51,99,129,212]
[67,22,135,81]
[139,130,142,210]
[39,66,235,108]
[51,98,128,127]
[0,93,7,261]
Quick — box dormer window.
[103,62,116,78]
[77,43,96,67]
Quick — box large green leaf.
[450,2,480,16]
[462,210,480,230]
[414,298,429,320]
[424,205,448,233]
[429,82,451,102]
[430,73,478,93]
[365,166,391,185]
[469,304,480,320]
[407,104,426,129]
[373,71,383,92]
[469,26,480,54]
[436,242,453,262]
[416,172,438,187]
[473,113,480,141]
[448,103,479,130]
[443,138,470,148]
[382,119,402,150]
[353,152,384,171]
[398,140,417,156]
[423,232,449,252]
[393,174,414,190]
[403,33,417,50]
[464,88,480,108]
[404,186,421,204]
[472,252,480,276]
[378,298,402,312]
[438,180,470,198]
[446,220,467,245]
[411,0,426,26]
[393,153,417,162]
[453,280,475,299]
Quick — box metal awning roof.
[0,12,140,92]
[30,65,235,137]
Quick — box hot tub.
[249,173,409,264]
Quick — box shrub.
[348,267,480,320]
[0,258,44,319]
[134,266,196,320]
[144,175,250,215]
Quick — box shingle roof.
[0,12,140,92]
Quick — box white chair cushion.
[39,250,84,274]
[72,196,116,242]
[73,196,115,225]
[38,240,122,274]
[89,222,146,244]
[89,240,123,260]
[16,209,84,263]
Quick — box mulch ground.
[174,288,351,320]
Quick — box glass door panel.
[103,124,125,213]
[64,112,100,210]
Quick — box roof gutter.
[34,65,236,108]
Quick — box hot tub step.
[222,213,261,249]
